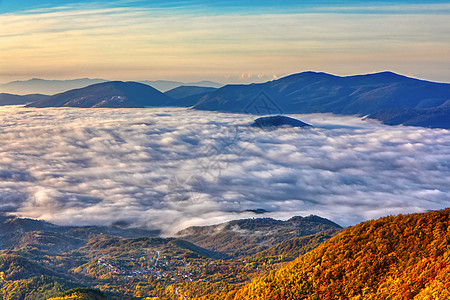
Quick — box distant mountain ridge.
[164,85,218,100]
[14,71,450,128]
[0,78,223,95]
[0,78,108,95]
[142,80,223,92]
[190,71,450,129]
[27,81,172,108]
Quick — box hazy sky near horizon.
[0,0,449,83]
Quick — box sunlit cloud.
[0,106,448,235]
[0,2,449,83]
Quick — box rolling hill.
[165,85,217,101]
[0,214,340,299]
[0,214,159,252]
[175,215,341,257]
[141,80,223,92]
[26,81,172,108]
[48,288,107,300]
[3,210,449,299]
[0,78,223,95]
[0,276,82,300]
[224,208,450,300]
[251,115,312,128]
[190,71,450,128]
[165,85,218,107]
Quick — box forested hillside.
[175,215,341,257]
[2,209,448,299]
[224,208,450,300]
[0,214,339,299]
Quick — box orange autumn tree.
[48,288,106,300]
[224,208,450,300]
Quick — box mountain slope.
[0,254,59,281]
[0,213,340,299]
[27,81,172,108]
[0,93,48,106]
[175,215,341,257]
[140,80,223,92]
[165,86,217,100]
[0,214,159,251]
[48,288,107,300]
[0,276,81,300]
[224,208,450,300]
[0,78,223,95]
[165,86,218,107]
[251,229,342,262]
[371,106,450,128]
[191,71,450,128]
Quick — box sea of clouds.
[0,106,449,235]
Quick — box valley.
[1,209,449,299]
[0,214,341,299]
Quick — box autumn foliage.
[48,287,106,300]
[225,208,450,300]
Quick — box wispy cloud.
[0,3,449,83]
[0,106,448,234]
[314,3,450,14]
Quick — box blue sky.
[2,0,450,14]
[0,0,449,83]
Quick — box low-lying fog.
[0,106,448,235]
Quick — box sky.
[0,106,449,234]
[0,0,449,84]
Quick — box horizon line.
[2,70,450,86]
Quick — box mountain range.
[0,78,223,95]
[0,213,341,299]
[0,78,108,96]
[190,71,450,128]
[1,209,449,299]
[18,71,450,128]
[27,81,173,108]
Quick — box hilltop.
[175,215,341,257]
[251,115,312,128]
[224,208,450,300]
[26,81,172,108]
[164,86,218,100]
[0,78,223,95]
[190,71,450,128]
